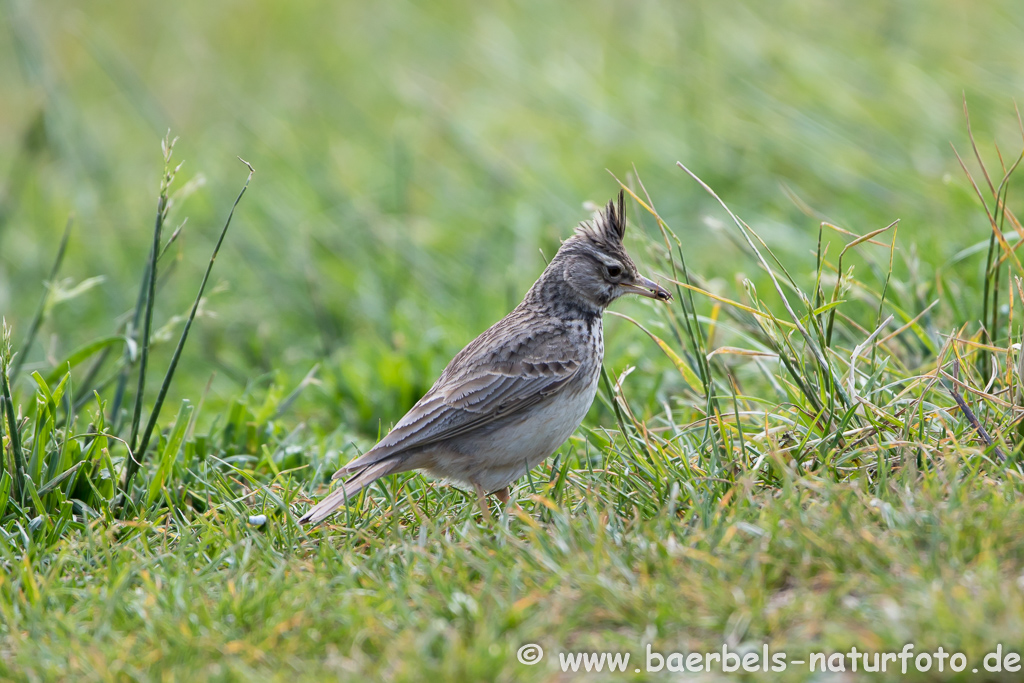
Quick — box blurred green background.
[2,0,1023,435]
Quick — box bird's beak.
[623,275,673,302]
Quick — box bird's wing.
[334,320,583,476]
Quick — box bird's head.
[544,190,672,313]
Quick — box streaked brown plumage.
[299,191,671,524]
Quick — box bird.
[299,190,671,525]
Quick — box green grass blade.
[11,216,72,384]
[0,471,11,519]
[127,135,176,454]
[1,323,26,501]
[122,159,254,496]
[41,336,125,387]
[146,399,193,507]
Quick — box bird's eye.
[606,265,622,278]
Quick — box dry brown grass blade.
[821,222,895,249]
[950,143,1024,273]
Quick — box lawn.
[3,1,1024,680]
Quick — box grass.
[4,1,1024,680]
[5,127,1024,680]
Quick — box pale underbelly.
[414,375,599,492]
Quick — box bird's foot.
[473,482,493,522]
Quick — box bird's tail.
[298,459,401,525]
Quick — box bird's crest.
[575,190,626,248]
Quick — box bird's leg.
[473,482,492,522]
[493,487,510,505]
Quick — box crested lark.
[299,191,671,525]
